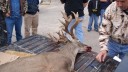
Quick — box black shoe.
[87,29,91,32]
[94,29,98,32]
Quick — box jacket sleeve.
[97,0,101,16]
[60,0,66,4]
[88,1,92,16]
[83,0,88,3]
[0,0,9,15]
[99,3,114,51]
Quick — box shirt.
[99,2,128,51]
[64,0,88,18]
[100,0,111,10]
[11,0,21,17]
[26,0,39,15]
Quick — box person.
[96,0,128,62]
[60,0,88,44]
[24,0,39,37]
[87,0,101,32]
[0,1,7,46]
[1,0,27,45]
[99,0,111,26]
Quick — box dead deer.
[0,12,91,72]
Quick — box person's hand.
[96,50,107,62]
[6,12,10,17]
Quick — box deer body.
[0,42,85,72]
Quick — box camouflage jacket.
[99,2,128,51]
[0,0,27,16]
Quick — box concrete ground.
[12,0,100,53]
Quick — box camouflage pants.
[24,12,39,37]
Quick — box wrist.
[100,50,108,53]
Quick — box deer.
[0,12,92,72]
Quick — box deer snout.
[84,46,92,52]
[79,46,92,53]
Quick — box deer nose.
[85,46,92,52]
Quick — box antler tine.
[48,33,53,40]
[61,11,68,21]
[58,19,66,27]
[61,11,72,34]
[61,30,65,37]
[69,12,81,39]
[67,15,72,23]
[56,31,62,39]
[48,33,58,42]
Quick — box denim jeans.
[88,14,99,31]
[5,16,23,45]
[99,9,105,26]
[68,16,84,43]
[107,38,128,59]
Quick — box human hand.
[6,12,10,17]
[96,50,107,62]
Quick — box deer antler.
[59,11,82,40]
[59,12,72,34]
[56,30,64,39]
[48,33,58,42]
[70,12,81,39]
[50,11,82,43]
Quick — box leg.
[75,20,84,43]
[68,16,84,43]
[24,14,32,37]
[87,14,93,31]
[5,17,14,45]
[94,14,99,32]
[119,44,128,59]
[99,9,105,26]
[107,39,120,58]
[15,16,22,41]
[32,12,38,35]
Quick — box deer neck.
[58,43,79,61]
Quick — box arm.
[0,0,10,17]
[83,2,88,8]
[88,1,92,16]
[83,0,88,7]
[96,3,114,62]
[24,0,28,14]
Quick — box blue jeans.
[68,16,84,43]
[99,9,105,26]
[88,14,99,31]
[107,38,128,59]
[5,16,23,45]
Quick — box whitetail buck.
[0,12,91,72]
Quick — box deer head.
[49,11,92,52]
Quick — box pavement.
[12,0,100,53]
